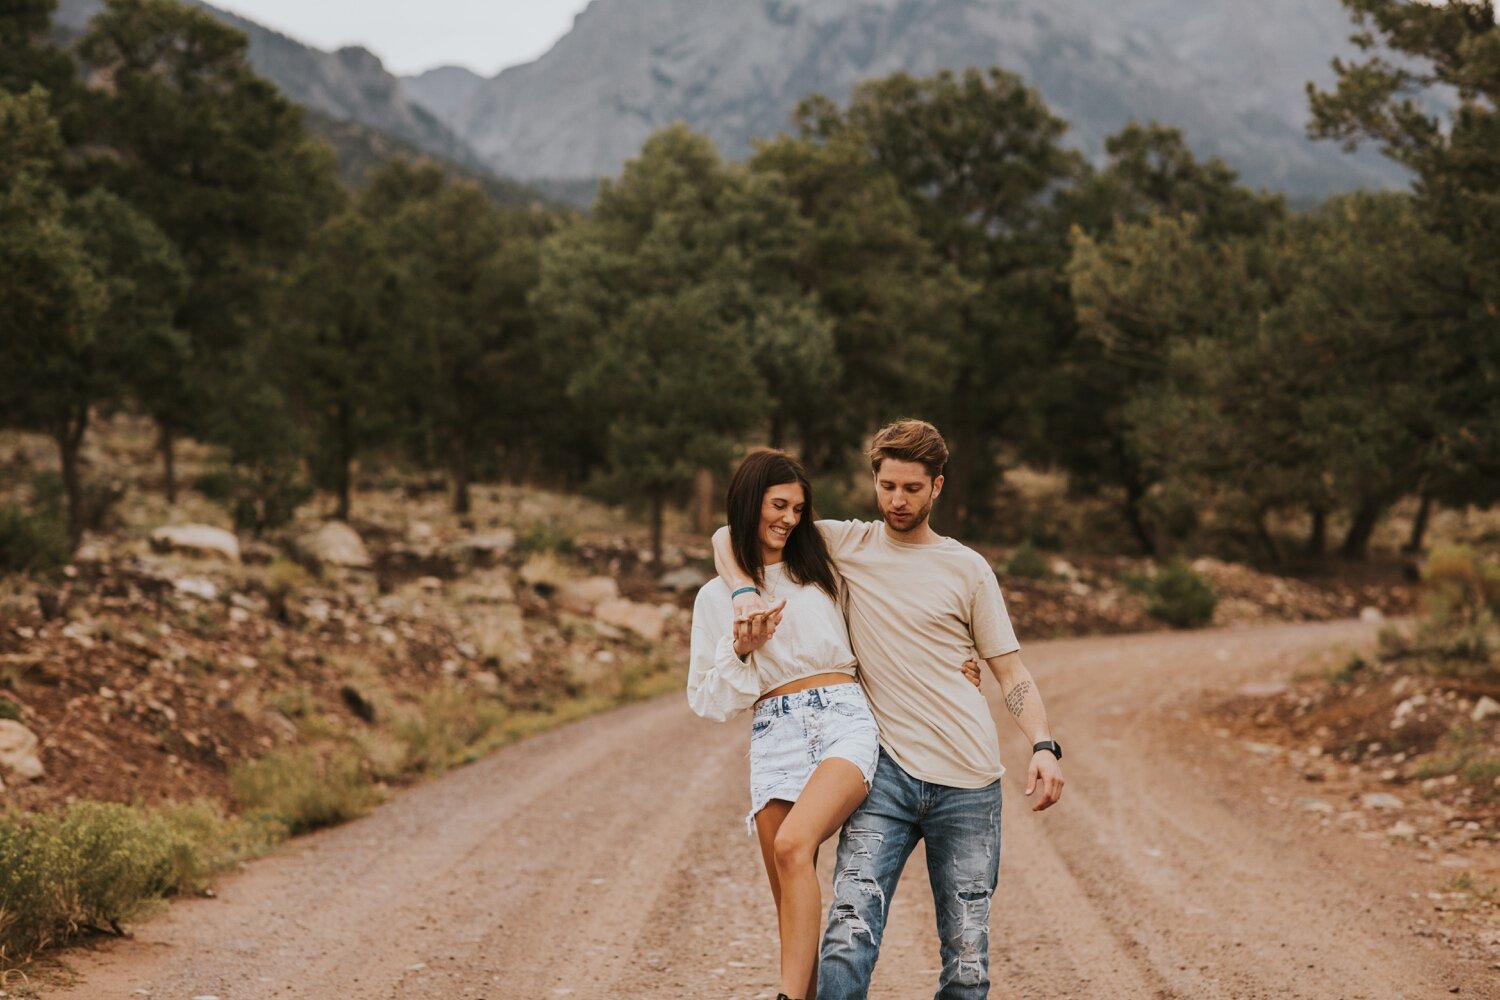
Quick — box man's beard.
[883,497,933,534]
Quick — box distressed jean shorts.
[746,682,880,834]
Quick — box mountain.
[53,0,486,171]
[402,0,1404,199]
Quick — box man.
[713,418,1063,999]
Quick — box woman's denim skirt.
[746,681,880,834]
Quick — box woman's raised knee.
[773,828,816,872]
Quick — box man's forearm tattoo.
[1004,680,1032,718]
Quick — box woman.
[687,450,979,1000]
[687,449,871,1000]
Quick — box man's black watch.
[1033,740,1062,760]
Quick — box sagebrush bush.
[1382,547,1499,678]
[1004,542,1049,580]
[518,518,576,556]
[230,749,380,836]
[1144,561,1217,628]
[0,800,240,966]
[0,814,70,962]
[55,803,178,933]
[396,687,508,775]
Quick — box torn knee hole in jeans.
[954,879,990,969]
[828,828,887,947]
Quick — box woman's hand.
[733,599,786,658]
[962,658,984,689]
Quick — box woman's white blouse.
[686,563,857,722]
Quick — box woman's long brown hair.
[726,449,839,599]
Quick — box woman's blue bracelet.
[731,586,759,599]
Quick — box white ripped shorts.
[746,682,880,834]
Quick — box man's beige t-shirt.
[819,519,1020,788]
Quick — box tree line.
[3,0,1496,566]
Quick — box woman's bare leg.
[755,799,793,913]
[772,758,869,999]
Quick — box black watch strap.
[1033,740,1062,760]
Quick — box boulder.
[0,720,44,780]
[173,577,220,601]
[595,598,667,643]
[1360,792,1403,810]
[556,576,620,613]
[1471,695,1500,723]
[659,566,710,592]
[457,530,517,564]
[149,524,240,563]
[298,521,371,568]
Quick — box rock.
[471,671,500,695]
[658,566,711,592]
[518,552,573,594]
[1297,798,1334,814]
[0,720,44,780]
[595,598,667,643]
[1359,605,1385,624]
[557,575,621,613]
[72,538,107,564]
[173,577,219,601]
[149,524,241,563]
[339,685,376,723]
[1238,680,1289,698]
[458,530,517,564]
[1386,820,1417,839]
[298,521,371,568]
[415,575,443,592]
[1471,696,1500,723]
[1361,792,1403,810]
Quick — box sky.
[210,1,594,77]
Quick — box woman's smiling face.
[759,482,806,561]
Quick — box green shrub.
[1413,727,1500,793]
[191,469,237,502]
[0,800,246,965]
[0,504,70,576]
[1330,655,1367,685]
[55,803,180,933]
[517,518,576,557]
[0,813,71,962]
[1144,561,1217,629]
[1004,541,1049,580]
[230,749,379,836]
[396,687,508,775]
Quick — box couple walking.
[688,418,1064,1000]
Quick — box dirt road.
[53,621,1493,998]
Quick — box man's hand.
[961,658,983,690]
[1026,751,1064,812]
[733,599,786,658]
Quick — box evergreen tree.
[0,89,182,549]
[796,69,1085,529]
[1309,0,1500,547]
[78,0,338,502]
[748,132,965,469]
[533,126,769,562]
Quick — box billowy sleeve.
[686,584,761,722]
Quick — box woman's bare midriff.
[759,672,858,702]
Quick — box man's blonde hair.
[868,419,949,479]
